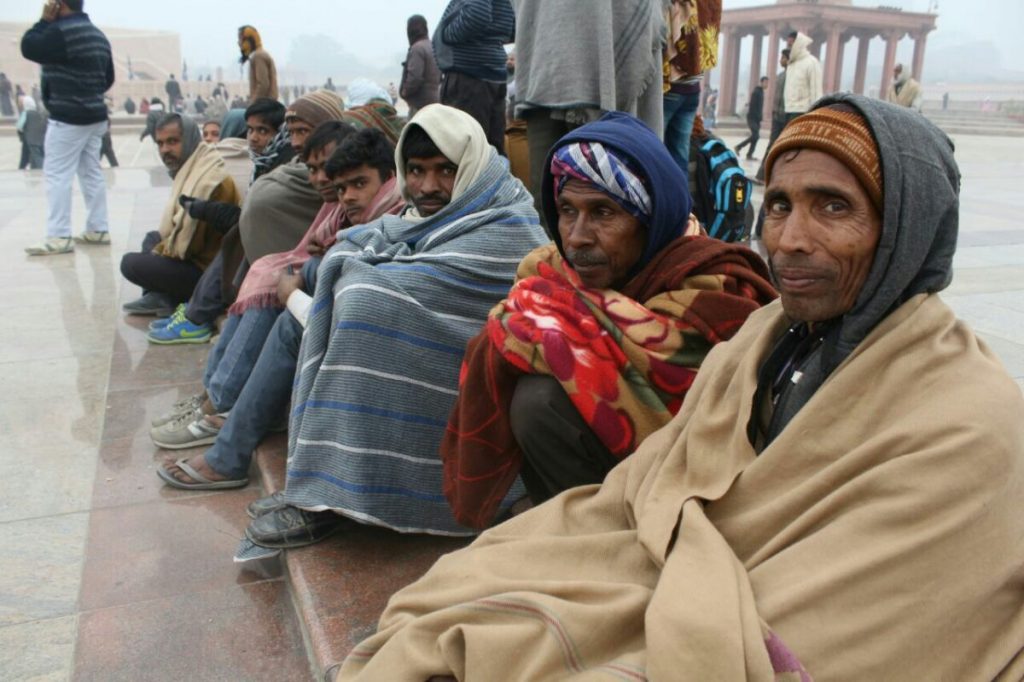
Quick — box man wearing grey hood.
[120,113,240,314]
[334,94,1024,681]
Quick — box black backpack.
[689,133,753,243]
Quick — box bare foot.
[162,453,231,484]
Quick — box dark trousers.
[735,118,762,159]
[205,311,302,479]
[185,250,226,325]
[120,230,203,304]
[99,131,118,167]
[522,110,578,228]
[440,71,506,155]
[20,142,43,169]
[509,374,620,505]
[755,115,789,182]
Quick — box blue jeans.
[663,91,701,174]
[202,307,282,413]
[204,311,304,479]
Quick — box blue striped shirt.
[21,14,113,125]
[440,0,515,82]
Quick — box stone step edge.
[252,435,338,681]
[251,434,468,682]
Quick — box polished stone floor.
[0,130,1022,681]
[0,134,312,681]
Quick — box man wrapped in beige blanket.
[337,94,1024,680]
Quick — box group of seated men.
[119,90,1024,678]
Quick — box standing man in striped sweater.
[436,0,515,155]
[21,0,113,255]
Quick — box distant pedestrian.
[783,32,822,123]
[124,96,136,114]
[755,48,790,184]
[704,89,718,129]
[165,73,182,108]
[99,118,118,167]
[0,72,14,116]
[436,0,515,154]
[323,77,336,92]
[238,25,278,102]
[21,0,114,255]
[942,91,949,111]
[399,14,440,117]
[17,96,47,169]
[735,76,767,160]
[886,63,922,111]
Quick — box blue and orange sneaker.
[149,303,187,332]
[147,311,213,345]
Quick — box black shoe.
[123,292,175,316]
[246,490,287,519]
[245,505,349,548]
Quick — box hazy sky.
[3,0,1021,73]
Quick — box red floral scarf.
[442,235,777,529]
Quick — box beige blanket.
[154,142,233,261]
[341,294,1024,680]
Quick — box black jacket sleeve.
[21,21,67,65]
[188,199,242,235]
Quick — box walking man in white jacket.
[783,32,822,124]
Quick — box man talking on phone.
[21,0,114,255]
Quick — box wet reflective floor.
[0,134,312,681]
[1,130,1023,680]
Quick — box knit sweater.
[20,14,113,125]
[440,0,515,83]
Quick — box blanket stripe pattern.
[284,152,548,535]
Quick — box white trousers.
[43,119,109,238]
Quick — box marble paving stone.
[0,442,97,524]
[977,333,1024,378]
[0,377,106,452]
[0,615,77,682]
[74,581,311,682]
[78,490,280,612]
[287,524,469,668]
[92,435,238,510]
[0,302,115,364]
[107,345,208,392]
[0,513,89,627]
[944,297,1024,345]
[0,351,110,397]
[100,383,212,443]
[947,266,1024,297]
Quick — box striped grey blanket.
[284,151,548,535]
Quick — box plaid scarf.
[249,124,293,183]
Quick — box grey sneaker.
[73,230,110,245]
[25,237,73,256]
[150,409,227,450]
[123,292,175,316]
[151,392,205,428]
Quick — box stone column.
[881,31,902,100]
[834,33,848,92]
[720,28,743,116]
[911,31,928,81]
[853,34,871,95]
[764,24,781,124]
[748,33,764,96]
[823,25,842,93]
[717,29,736,118]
